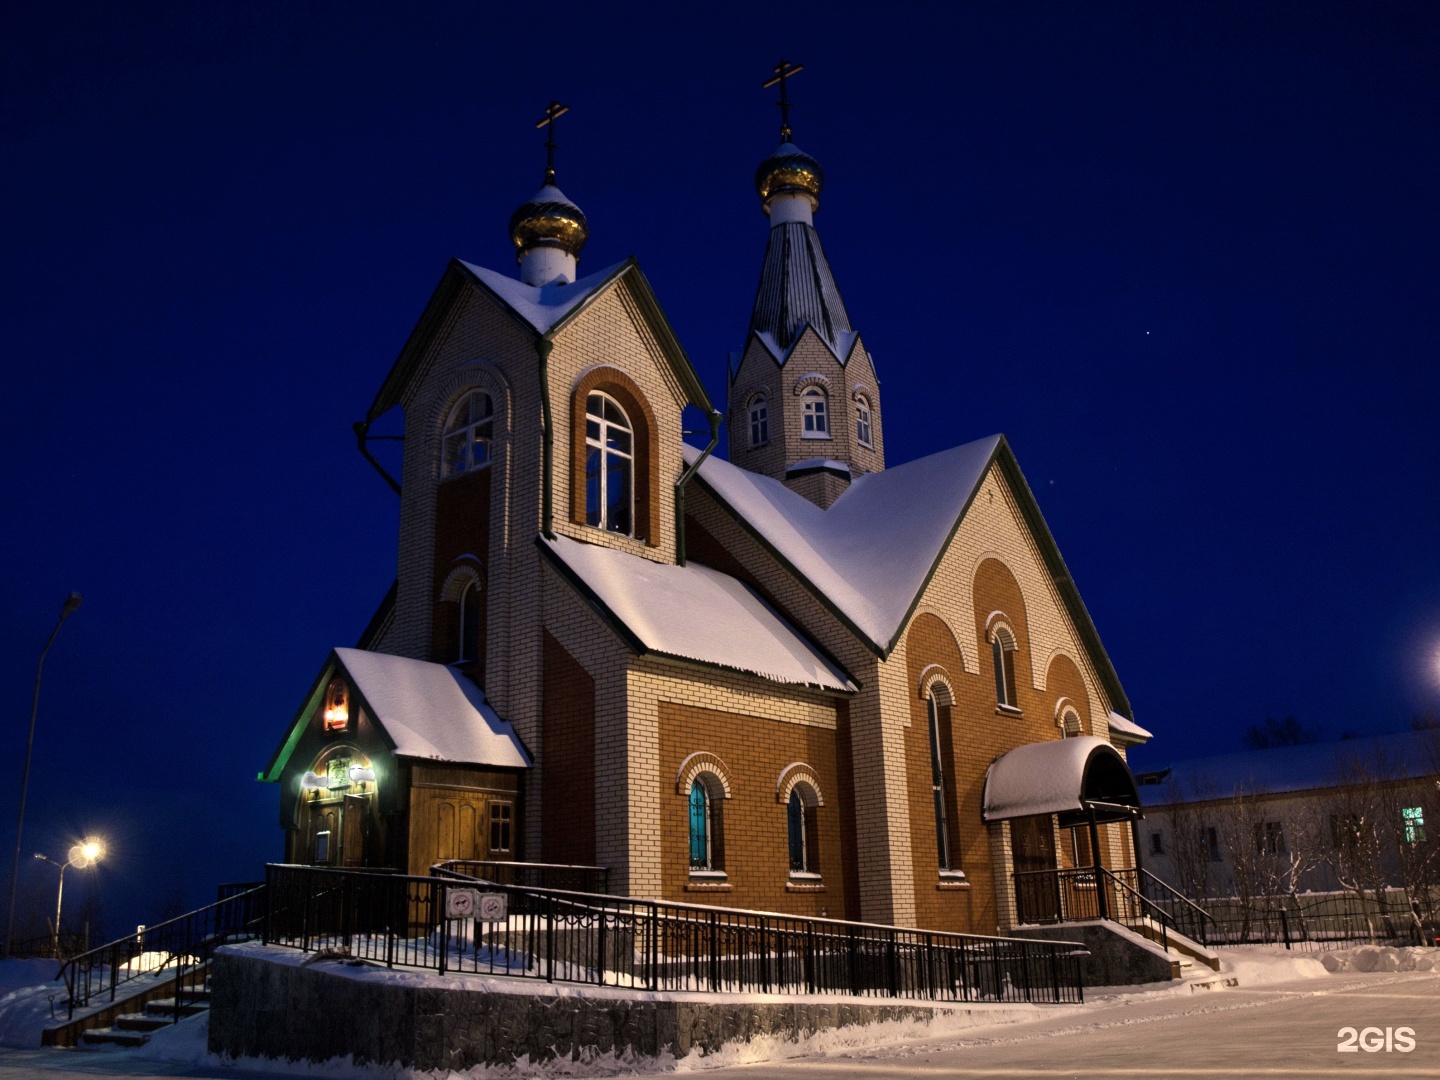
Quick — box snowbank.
[1320,945,1439,973]
[0,982,63,1049]
[1215,945,1329,985]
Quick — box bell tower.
[727,61,884,508]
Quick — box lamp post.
[4,592,82,958]
[33,840,104,958]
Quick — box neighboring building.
[1135,730,1440,897]
[259,104,1155,936]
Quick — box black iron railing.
[434,859,610,894]
[1014,866,1181,951]
[1134,869,1215,946]
[1201,891,1430,949]
[57,884,266,1021]
[263,863,1085,1005]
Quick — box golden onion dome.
[507,182,589,259]
[754,141,824,214]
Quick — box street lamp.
[3,592,83,958]
[33,837,104,958]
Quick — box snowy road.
[0,970,1435,1078]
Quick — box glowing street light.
[34,836,104,958]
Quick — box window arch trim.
[675,751,733,798]
[775,762,825,806]
[917,663,956,707]
[569,367,657,546]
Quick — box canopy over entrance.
[982,735,1142,827]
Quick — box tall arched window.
[801,388,829,438]
[689,779,725,872]
[787,785,820,875]
[992,630,1019,710]
[855,396,873,447]
[457,579,481,663]
[748,395,769,447]
[585,392,633,535]
[441,390,494,478]
[927,693,954,871]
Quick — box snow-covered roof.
[334,647,531,768]
[1135,729,1440,807]
[689,436,1000,650]
[541,535,856,693]
[1106,710,1153,744]
[982,736,1141,822]
[459,259,626,336]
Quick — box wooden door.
[409,788,488,876]
[308,804,339,865]
[341,794,368,867]
[1012,815,1059,923]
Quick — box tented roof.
[983,736,1142,823]
[748,221,855,360]
[541,535,856,693]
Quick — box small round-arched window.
[787,783,820,876]
[748,395,769,447]
[801,388,829,438]
[322,678,349,733]
[441,390,494,478]
[854,395,873,448]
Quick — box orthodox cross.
[536,100,569,184]
[762,59,804,141]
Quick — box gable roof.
[689,436,1133,718]
[259,648,531,781]
[1136,730,1440,807]
[540,534,857,693]
[367,257,713,422]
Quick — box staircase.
[79,990,210,1049]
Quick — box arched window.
[1059,709,1082,737]
[457,580,481,664]
[926,692,954,871]
[688,778,725,872]
[441,390,494,478]
[585,392,633,535]
[801,388,829,438]
[748,395,769,447]
[991,628,1019,710]
[855,396,873,448]
[322,678,349,733]
[787,784,820,876]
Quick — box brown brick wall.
[431,467,490,681]
[658,701,848,918]
[541,631,596,865]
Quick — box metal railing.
[433,859,610,894]
[1014,866,1185,951]
[5,930,90,960]
[1199,890,1432,950]
[1134,869,1216,946]
[264,863,1085,1004]
[57,884,266,1021]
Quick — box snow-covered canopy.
[688,436,1000,650]
[982,736,1142,823]
[542,535,856,693]
[334,647,530,768]
[460,259,625,336]
[1106,710,1153,745]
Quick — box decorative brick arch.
[570,365,658,546]
[437,557,484,603]
[427,364,514,481]
[774,762,825,807]
[792,372,833,395]
[917,663,956,706]
[675,752,732,798]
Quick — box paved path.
[0,971,1435,1078]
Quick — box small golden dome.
[754,142,824,213]
[508,183,589,258]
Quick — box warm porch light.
[322,678,349,732]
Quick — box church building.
[260,83,1154,936]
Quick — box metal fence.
[1196,890,1435,950]
[433,859,609,894]
[58,884,266,1020]
[264,863,1085,1005]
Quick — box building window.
[748,395,769,447]
[1150,831,1165,856]
[585,392,633,535]
[322,679,349,733]
[456,580,481,663]
[688,778,724,873]
[441,390,494,478]
[1059,709,1082,737]
[787,785,820,876]
[991,631,1019,710]
[927,693,953,871]
[489,803,512,854]
[1203,826,1221,861]
[1403,806,1426,844]
[1254,821,1287,855]
[801,388,829,438]
[855,396,872,447]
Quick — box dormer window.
[585,392,633,535]
[441,390,494,478]
[748,395,769,447]
[855,396,873,448]
[801,388,829,438]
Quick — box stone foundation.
[209,944,1002,1069]
[1009,921,1179,985]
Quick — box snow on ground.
[1318,943,1439,972]
[0,960,57,998]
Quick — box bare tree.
[1214,779,1270,941]
[1161,776,1216,901]
[1323,749,1391,942]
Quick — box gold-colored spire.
[755,60,823,215]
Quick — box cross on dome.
[762,59,804,141]
[535,100,569,185]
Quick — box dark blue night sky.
[3,2,1438,935]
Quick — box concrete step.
[143,998,208,1019]
[80,1027,150,1048]
[115,1013,172,1032]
